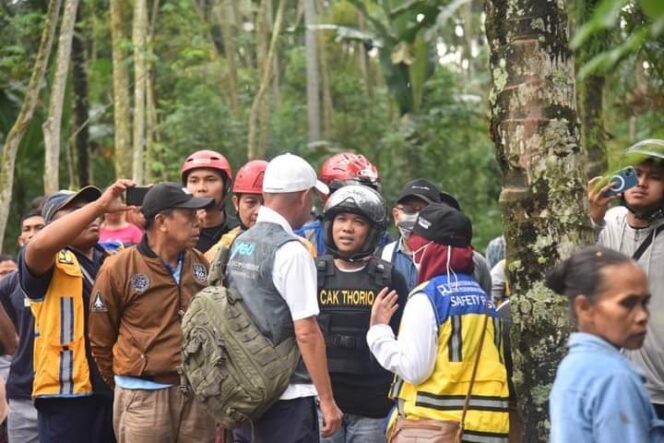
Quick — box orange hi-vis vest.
[30,249,92,398]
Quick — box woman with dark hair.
[547,246,664,442]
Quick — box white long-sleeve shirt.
[366,292,438,385]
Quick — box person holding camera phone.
[587,138,664,418]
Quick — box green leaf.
[640,0,664,21]
[571,0,628,49]
[409,34,428,112]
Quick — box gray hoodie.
[597,205,664,405]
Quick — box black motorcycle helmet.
[322,185,387,261]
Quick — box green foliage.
[573,0,664,80]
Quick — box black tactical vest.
[316,255,393,377]
[226,222,310,384]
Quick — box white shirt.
[257,206,319,399]
[366,292,438,385]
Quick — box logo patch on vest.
[57,251,74,264]
[235,242,255,256]
[192,263,207,283]
[91,290,107,312]
[131,273,150,293]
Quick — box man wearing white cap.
[227,153,342,442]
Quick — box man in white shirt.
[228,153,342,442]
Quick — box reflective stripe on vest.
[30,250,92,398]
[390,274,509,440]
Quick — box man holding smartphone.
[181,150,239,253]
[588,138,664,418]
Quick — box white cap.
[263,153,329,194]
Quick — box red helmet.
[233,160,268,195]
[181,150,233,194]
[319,152,380,194]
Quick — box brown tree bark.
[71,1,89,187]
[215,0,240,116]
[110,0,132,178]
[132,0,148,183]
[43,0,80,195]
[0,0,62,251]
[485,0,594,439]
[247,0,287,160]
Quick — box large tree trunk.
[216,0,240,116]
[576,0,608,179]
[0,0,62,251]
[144,0,159,183]
[485,0,594,440]
[71,1,89,187]
[304,0,321,143]
[246,0,287,160]
[132,0,148,183]
[43,0,80,195]
[110,0,132,178]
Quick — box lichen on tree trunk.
[485,0,594,440]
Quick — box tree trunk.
[316,0,333,137]
[132,0,148,183]
[144,0,159,183]
[43,0,80,195]
[576,0,608,179]
[0,0,62,251]
[215,0,240,116]
[247,0,287,160]
[357,11,373,100]
[71,1,90,187]
[110,0,132,178]
[304,0,321,143]
[485,0,594,440]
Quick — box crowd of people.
[0,139,662,443]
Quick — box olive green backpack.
[179,245,300,428]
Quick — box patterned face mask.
[397,212,419,239]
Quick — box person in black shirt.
[181,150,238,252]
[316,185,409,443]
[0,209,44,443]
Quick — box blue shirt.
[550,332,664,443]
[382,240,418,292]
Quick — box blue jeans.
[319,412,387,443]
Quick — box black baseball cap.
[141,182,215,219]
[397,178,461,210]
[412,203,472,247]
[42,186,102,223]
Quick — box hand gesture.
[96,179,136,214]
[370,287,399,327]
[587,176,620,225]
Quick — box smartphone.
[126,186,151,206]
[603,166,638,197]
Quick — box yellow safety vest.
[30,250,92,398]
[388,274,510,442]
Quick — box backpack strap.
[315,256,336,290]
[632,224,664,261]
[381,241,397,262]
[208,244,231,287]
[367,258,393,288]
